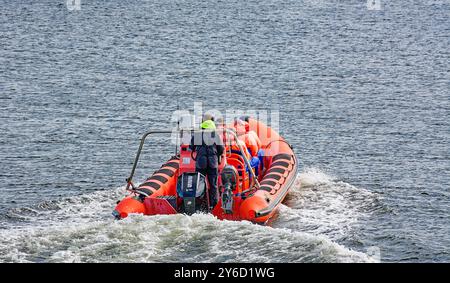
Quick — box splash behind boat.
[113,117,298,224]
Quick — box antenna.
[175,102,180,156]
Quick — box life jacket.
[190,130,224,169]
[227,133,251,160]
[238,132,260,157]
[247,131,261,152]
[232,120,261,157]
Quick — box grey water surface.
[0,0,449,262]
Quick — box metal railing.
[125,128,260,191]
[126,130,173,190]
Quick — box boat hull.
[114,119,298,224]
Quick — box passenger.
[228,128,251,160]
[215,117,227,144]
[234,120,261,157]
[189,116,225,210]
[247,130,261,152]
[233,119,262,176]
[215,117,225,129]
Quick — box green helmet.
[200,120,216,130]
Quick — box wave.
[275,167,382,242]
[0,168,381,263]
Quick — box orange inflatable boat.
[113,117,298,224]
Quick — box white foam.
[0,168,381,263]
[0,213,375,263]
[274,168,379,255]
[298,167,334,187]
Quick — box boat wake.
[0,168,381,263]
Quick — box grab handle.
[126,130,173,190]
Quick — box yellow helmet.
[200,120,216,130]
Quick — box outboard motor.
[221,165,238,214]
[176,172,209,215]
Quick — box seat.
[226,153,249,192]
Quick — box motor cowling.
[221,165,238,214]
[176,172,209,215]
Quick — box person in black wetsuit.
[189,116,224,210]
